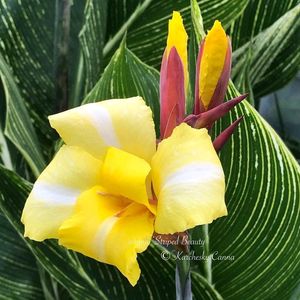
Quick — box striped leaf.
[230,0,299,49]
[0,0,55,141]
[0,214,43,300]
[0,1,107,137]
[0,54,45,177]
[76,0,108,98]
[205,83,300,299]
[108,0,249,69]
[231,3,300,97]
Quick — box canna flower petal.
[59,187,154,286]
[152,123,226,234]
[21,146,102,241]
[166,11,188,85]
[49,97,156,163]
[195,21,231,113]
[100,147,154,212]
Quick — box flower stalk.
[175,234,192,300]
[176,252,192,300]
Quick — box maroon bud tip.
[191,94,247,129]
[213,116,244,152]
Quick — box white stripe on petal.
[94,216,118,259]
[32,181,80,205]
[82,104,121,148]
[162,163,224,190]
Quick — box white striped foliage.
[231,2,300,97]
[0,54,45,177]
[109,0,249,68]
[207,83,300,299]
[0,214,43,300]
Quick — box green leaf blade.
[208,84,300,299]
[0,55,46,176]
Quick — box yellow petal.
[166,11,188,86]
[151,123,226,234]
[199,21,228,109]
[49,97,156,162]
[21,146,102,241]
[100,147,154,212]
[59,187,154,286]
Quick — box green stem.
[175,234,192,300]
[202,224,212,284]
[176,257,192,300]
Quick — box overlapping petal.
[59,187,154,286]
[49,97,156,162]
[21,146,102,241]
[151,123,227,234]
[100,147,154,212]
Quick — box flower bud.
[194,21,231,114]
[160,11,187,139]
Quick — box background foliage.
[0,0,299,299]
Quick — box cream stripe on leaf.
[151,123,226,234]
[21,146,102,241]
[49,97,156,162]
[59,188,154,287]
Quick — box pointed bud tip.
[213,116,244,152]
[171,11,182,20]
[235,115,244,123]
[166,10,188,83]
[210,20,226,36]
[213,20,222,28]
[240,93,249,100]
[231,93,249,104]
[194,97,245,129]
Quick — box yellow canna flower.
[21,97,226,286]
